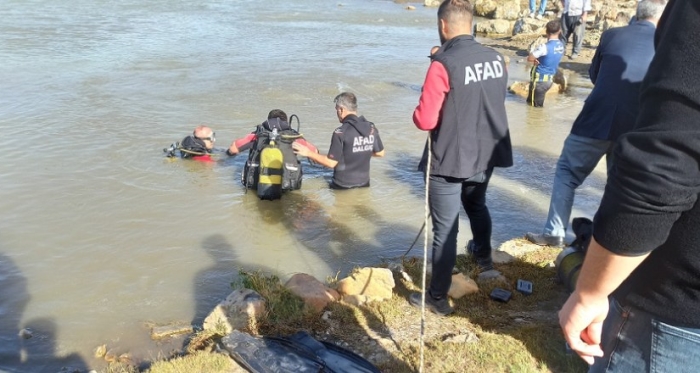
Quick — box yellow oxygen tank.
[257,139,284,200]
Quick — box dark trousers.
[560,13,584,55]
[527,80,553,107]
[428,170,493,299]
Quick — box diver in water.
[163,125,217,162]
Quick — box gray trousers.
[560,13,585,55]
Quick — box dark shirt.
[570,20,656,141]
[327,114,383,188]
[593,0,700,327]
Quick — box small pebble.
[18,328,32,339]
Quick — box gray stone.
[494,0,521,21]
[150,324,193,340]
[203,289,266,335]
[477,269,507,283]
[476,20,513,35]
[18,328,32,339]
[443,331,479,344]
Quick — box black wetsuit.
[326,114,384,189]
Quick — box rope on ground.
[419,134,431,373]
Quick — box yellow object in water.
[257,142,284,200]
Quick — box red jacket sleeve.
[413,61,450,131]
[294,138,317,154]
[234,134,257,151]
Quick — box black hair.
[267,109,288,123]
[438,0,474,25]
[546,20,561,35]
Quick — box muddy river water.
[0,1,604,371]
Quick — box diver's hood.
[179,135,209,157]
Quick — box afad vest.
[427,35,513,179]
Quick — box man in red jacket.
[410,0,512,316]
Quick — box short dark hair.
[334,92,358,112]
[267,109,287,123]
[546,20,561,35]
[438,0,474,25]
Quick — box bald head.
[437,0,474,43]
[193,125,215,149]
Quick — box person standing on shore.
[526,0,665,247]
[558,0,700,370]
[530,0,548,19]
[526,20,565,107]
[560,0,592,58]
[410,0,512,316]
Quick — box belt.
[533,72,554,82]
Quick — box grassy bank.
[104,240,586,373]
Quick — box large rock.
[203,289,266,335]
[508,81,565,99]
[476,19,513,35]
[475,0,521,20]
[285,273,339,312]
[448,273,479,299]
[424,0,441,7]
[474,0,498,17]
[593,0,636,30]
[336,267,395,304]
[513,17,547,36]
[493,0,521,20]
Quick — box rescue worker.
[293,92,385,189]
[527,20,565,107]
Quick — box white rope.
[419,134,431,373]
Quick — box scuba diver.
[228,109,318,200]
[163,125,217,162]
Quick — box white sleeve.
[531,43,548,58]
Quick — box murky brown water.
[0,1,605,371]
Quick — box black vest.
[425,35,513,178]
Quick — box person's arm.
[227,134,256,155]
[293,138,318,154]
[292,137,338,169]
[588,32,606,84]
[559,238,650,364]
[413,61,449,131]
[528,43,547,65]
[301,149,338,168]
[372,126,385,157]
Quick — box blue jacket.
[570,21,656,141]
[534,39,564,79]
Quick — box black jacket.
[594,0,700,327]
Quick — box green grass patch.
[145,351,234,373]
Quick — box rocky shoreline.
[90,237,580,373]
[400,0,643,94]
